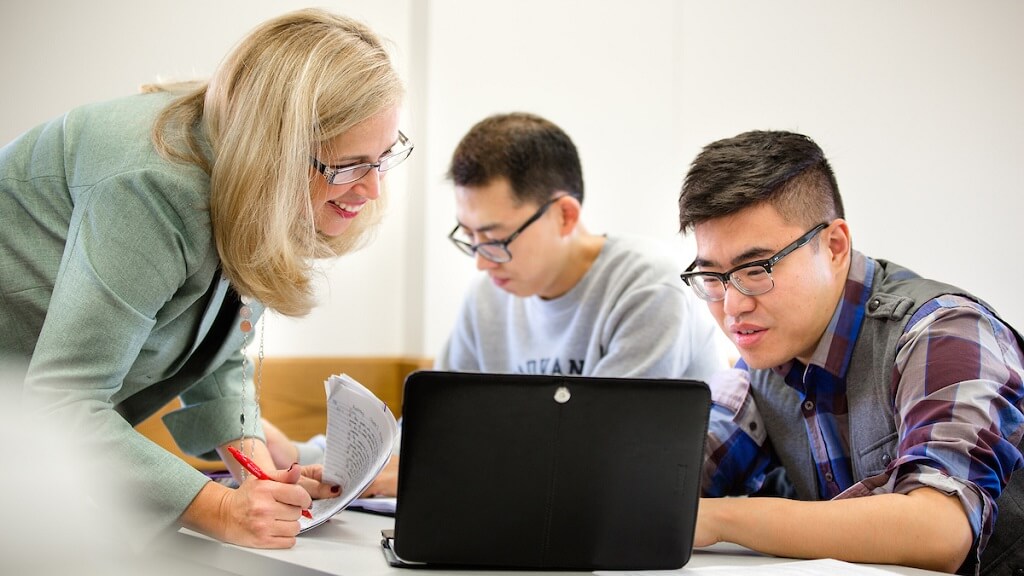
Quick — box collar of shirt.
[771,250,876,385]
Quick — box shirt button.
[750,421,758,431]
[869,298,881,312]
[881,454,891,465]
[825,472,834,482]
[803,400,814,411]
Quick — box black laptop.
[383,370,711,570]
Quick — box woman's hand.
[292,463,342,500]
[182,464,311,548]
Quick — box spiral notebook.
[384,370,711,570]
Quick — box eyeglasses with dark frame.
[680,222,829,302]
[310,131,414,186]
[447,196,566,264]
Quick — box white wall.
[3,1,1022,360]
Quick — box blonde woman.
[0,9,411,548]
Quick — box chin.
[502,287,526,298]
[736,351,783,371]
[506,286,537,299]
[316,219,353,238]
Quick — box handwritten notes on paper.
[299,374,397,533]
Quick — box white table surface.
[155,509,946,576]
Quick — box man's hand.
[361,455,399,497]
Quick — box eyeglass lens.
[448,195,564,264]
[692,266,772,300]
[321,134,414,185]
[327,148,413,185]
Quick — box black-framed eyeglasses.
[447,196,565,264]
[310,131,414,186]
[680,222,829,302]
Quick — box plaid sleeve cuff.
[708,368,766,445]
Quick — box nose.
[475,252,499,271]
[721,284,756,318]
[352,168,382,200]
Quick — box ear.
[824,219,852,274]
[554,194,582,237]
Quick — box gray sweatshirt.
[437,235,727,381]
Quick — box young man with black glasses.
[678,130,1024,575]
[438,112,725,380]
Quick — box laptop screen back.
[392,371,710,570]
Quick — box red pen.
[227,445,314,519]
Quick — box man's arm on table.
[696,486,972,573]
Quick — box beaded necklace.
[237,295,264,480]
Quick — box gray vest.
[748,259,1024,576]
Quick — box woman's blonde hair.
[151,8,404,316]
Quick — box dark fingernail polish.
[331,485,340,494]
